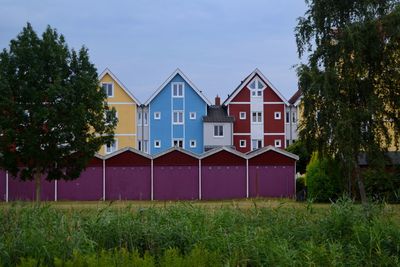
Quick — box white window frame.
[274,112,281,120]
[154,112,161,120]
[143,140,149,153]
[189,112,196,120]
[172,139,184,148]
[292,111,297,123]
[249,77,265,98]
[239,112,246,120]
[172,82,184,98]
[173,110,184,125]
[286,112,290,124]
[190,140,197,148]
[251,112,263,124]
[143,111,148,126]
[138,140,142,151]
[239,140,246,148]
[274,139,282,148]
[251,139,263,150]
[101,82,114,98]
[213,125,224,137]
[105,139,118,154]
[154,140,161,148]
[138,111,142,126]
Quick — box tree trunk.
[34,171,41,204]
[354,162,368,206]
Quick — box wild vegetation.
[0,199,399,266]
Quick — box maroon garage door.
[57,157,103,201]
[106,150,151,200]
[153,150,199,200]
[248,150,295,198]
[8,175,55,201]
[201,150,246,200]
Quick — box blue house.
[144,69,211,155]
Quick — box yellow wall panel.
[98,135,137,155]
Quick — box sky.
[0,0,308,103]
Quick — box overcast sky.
[0,0,307,103]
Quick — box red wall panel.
[233,135,251,153]
[263,85,283,102]
[154,150,198,166]
[229,104,250,133]
[264,135,285,148]
[231,86,250,102]
[202,150,246,166]
[249,150,295,165]
[106,151,151,167]
[264,104,285,133]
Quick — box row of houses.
[0,146,298,201]
[99,68,301,155]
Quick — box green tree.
[295,0,400,204]
[0,23,117,202]
[286,140,311,174]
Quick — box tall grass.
[0,199,399,266]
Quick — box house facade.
[224,69,288,153]
[98,69,140,155]
[285,89,301,147]
[145,69,211,155]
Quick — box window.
[143,140,148,153]
[286,139,290,147]
[189,112,196,120]
[143,112,148,125]
[154,112,161,120]
[106,139,117,154]
[292,111,297,123]
[274,139,281,148]
[252,112,262,123]
[102,83,114,97]
[172,139,183,148]
[252,139,263,150]
[173,111,184,124]
[249,77,265,97]
[138,111,142,126]
[286,112,290,123]
[239,140,246,148]
[172,82,184,97]
[154,140,161,148]
[274,112,281,120]
[239,112,246,120]
[190,140,196,148]
[214,125,223,137]
[138,140,142,151]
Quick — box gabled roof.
[203,105,234,123]
[223,68,289,105]
[288,89,302,106]
[99,68,141,105]
[93,153,104,160]
[200,146,245,159]
[103,147,152,160]
[246,145,299,161]
[152,146,200,159]
[144,68,211,106]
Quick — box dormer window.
[249,77,265,97]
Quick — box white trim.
[154,112,161,120]
[239,112,246,120]
[105,139,118,154]
[274,139,282,148]
[189,112,196,120]
[152,146,200,160]
[151,159,154,201]
[172,138,184,149]
[264,133,285,136]
[246,159,249,198]
[103,147,151,160]
[54,180,58,201]
[154,140,161,148]
[102,159,106,200]
[101,82,114,98]
[144,68,211,105]
[223,69,289,105]
[107,102,137,105]
[229,101,285,105]
[5,171,8,202]
[172,110,184,125]
[190,139,197,148]
[213,125,224,137]
[239,139,247,148]
[234,133,251,136]
[246,145,299,161]
[274,112,281,120]
[251,111,263,124]
[198,159,202,200]
[99,68,141,105]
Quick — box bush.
[364,166,400,203]
[287,140,311,174]
[305,153,342,202]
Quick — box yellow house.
[98,68,140,155]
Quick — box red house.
[223,69,288,153]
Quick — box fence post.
[54,180,58,201]
[103,159,106,201]
[198,159,202,200]
[151,159,154,201]
[246,159,249,198]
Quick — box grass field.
[1,198,399,266]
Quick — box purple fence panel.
[0,170,5,201]
[57,166,103,201]
[154,166,199,200]
[249,166,295,198]
[106,166,151,200]
[8,176,55,201]
[201,166,246,200]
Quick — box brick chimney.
[215,95,221,106]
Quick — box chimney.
[215,95,221,106]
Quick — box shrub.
[364,166,400,203]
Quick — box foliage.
[364,165,400,203]
[295,0,400,200]
[0,23,116,199]
[0,200,399,266]
[287,140,311,174]
[305,153,342,202]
